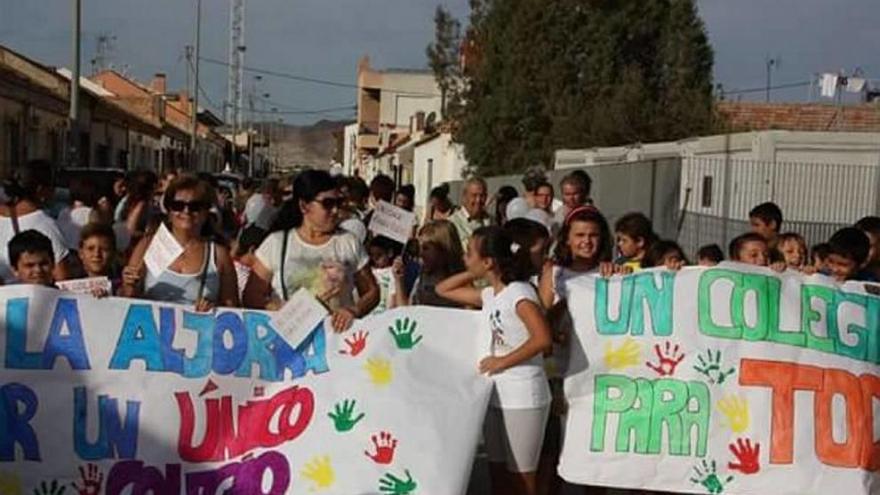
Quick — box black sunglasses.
[168,199,210,213]
[313,197,344,211]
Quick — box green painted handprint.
[378,470,417,495]
[33,480,65,495]
[690,459,733,494]
[693,349,736,385]
[328,399,365,432]
[389,318,423,350]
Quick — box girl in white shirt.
[437,225,552,495]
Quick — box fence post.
[721,135,734,248]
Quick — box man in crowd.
[449,177,490,249]
[243,178,282,231]
[554,170,593,225]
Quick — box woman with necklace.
[243,169,379,332]
[120,175,239,310]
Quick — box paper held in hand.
[143,223,184,277]
[368,200,416,244]
[56,276,112,295]
[273,287,329,346]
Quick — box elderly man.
[449,177,490,248]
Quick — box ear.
[299,198,310,214]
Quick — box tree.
[450,0,715,175]
[426,6,463,120]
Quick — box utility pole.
[68,0,82,169]
[765,56,780,103]
[190,0,202,170]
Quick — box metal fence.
[678,156,880,258]
[448,158,682,239]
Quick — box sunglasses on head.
[168,199,210,213]
[313,197,344,211]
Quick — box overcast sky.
[1,0,877,125]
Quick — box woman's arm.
[351,265,379,317]
[125,200,146,237]
[118,236,150,298]
[242,258,275,309]
[480,299,553,374]
[330,266,379,333]
[390,257,409,307]
[436,271,483,307]
[538,260,556,309]
[214,245,241,308]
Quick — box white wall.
[343,123,358,176]
[413,133,467,220]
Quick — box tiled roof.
[717,101,880,132]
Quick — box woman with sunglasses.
[120,175,239,310]
[243,169,379,332]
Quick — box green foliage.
[426,6,463,120]
[446,0,715,175]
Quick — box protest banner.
[368,201,416,244]
[0,286,492,494]
[558,264,880,495]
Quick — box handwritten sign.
[368,200,416,244]
[272,287,329,346]
[558,265,880,495]
[56,276,112,295]
[0,286,491,494]
[143,223,183,276]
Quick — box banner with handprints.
[558,264,880,495]
[0,286,492,494]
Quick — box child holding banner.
[437,225,552,495]
[613,212,657,272]
[8,229,57,287]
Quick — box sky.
[1,0,877,125]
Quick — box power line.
[199,56,442,98]
[250,105,356,116]
[722,80,811,96]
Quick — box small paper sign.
[144,223,184,277]
[57,276,112,295]
[368,200,416,244]
[272,287,329,346]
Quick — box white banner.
[368,201,416,245]
[0,286,491,494]
[559,264,880,494]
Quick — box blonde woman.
[392,220,464,307]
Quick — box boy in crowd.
[826,227,874,283]
[697,244,724,266]
[855,216,880,280]
[811,242,831,274]
[9,230,57,287]
[749,202,783,251]
[728,232,770,267]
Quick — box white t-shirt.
[244,194,279,231]
[256,229,369,310]
[481,282,551,409]
[57,205,94,248]
[0,210,70,283]
[340,217,367,244]
[369,266,397,316]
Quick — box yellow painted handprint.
[0,471,22,495]
[301,455,335,492]
[717,395,750,433]
[365,357,393,386]
[603,338,641,370]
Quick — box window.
[701,176,713,208]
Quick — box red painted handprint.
[340,331,368,357]
[71,463,103,495]
[645,341,685,376]
[364,431,398,465]
[728,438,760,474]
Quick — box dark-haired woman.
[120,175,239,310]
[436,226,552,495]
[243,169,379,332]
[0,160,72,283]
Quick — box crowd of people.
[3,159,879,495]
